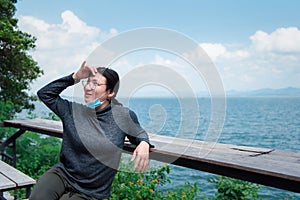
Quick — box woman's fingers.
[80,61,86,69]
[75,61,98,79]
[131,141,150,172]
[131,151,149,172]
[139,156,149,172]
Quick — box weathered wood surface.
[0,173,15,190]
[0,160,36,191]
[2,118,300,193]
[2,118,63,138]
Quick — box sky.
[14,0,300,97]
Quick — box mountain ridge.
[226,87,300,97]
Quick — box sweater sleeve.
[126,110,154,148]
[37,74,75,119]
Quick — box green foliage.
[110,160,170,200]
[110,159,263,200]
[0,101,13,121]
[208,176,261,200]
[165,182,200,200]
[0,0,43,118]
[110,156,200,200]
[0,102,15,138]
[16,131,61,179]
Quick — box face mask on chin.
[86,98,104,109]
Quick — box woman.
[30,61,152,200]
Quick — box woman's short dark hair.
[97,67,122,105]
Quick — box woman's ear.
[107,90,115,98]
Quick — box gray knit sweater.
[37,74,151,199]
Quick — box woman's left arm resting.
[130,141,150,172]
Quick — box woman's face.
[84,73,109,103]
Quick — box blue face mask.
[86,98,104,109]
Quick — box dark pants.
[29,168,100,200]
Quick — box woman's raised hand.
[72,61,98,81]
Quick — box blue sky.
[16,0,300,43]
[15,0,300,96]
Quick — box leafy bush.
[208,176,261,200]
[16,131,61,179]
[111,159,262,200]
[0,101,14,121]
[165,182,200,200]
[110,156,200,200]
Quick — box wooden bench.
[1,118,300,194]
[0,160,36,200]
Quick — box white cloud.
[200,43,249,62]
[250,27,300,53]
[18,10,116,50]
[17,10,118,95]
[199,43,226,61]
[196,27,300,91]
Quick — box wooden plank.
[148,134,300,177]
[0,173,16,190]
[4,119,63,138]
[0,161,36,187]
[151,134,272,160]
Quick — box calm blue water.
[124,97,300,200]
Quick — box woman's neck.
[95,99,110,111]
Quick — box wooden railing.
[1,118,300,194]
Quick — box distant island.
[226,87,300,97]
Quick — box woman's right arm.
[37,61,98,118]
[37,74,76,118]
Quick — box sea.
[19,96,300,199]
[125,97,300,200]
